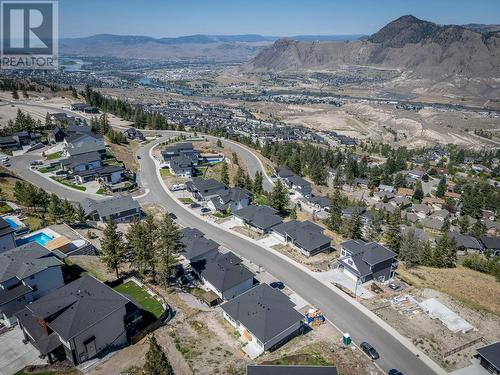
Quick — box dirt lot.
[271,243,336,272]
[363,286,500,371]
[107,139,140,172]
[397,264,500,316]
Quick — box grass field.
[50,176,86,191]
[398,264,500,315]
[160,168,172,177]
[0,202,13,214]
[45,151,63,160]
[179,197,194,204]
[114,281,164,318]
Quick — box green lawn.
[179,197,194,204]
[114,281,164,318]
[253,194,270,206]
[0,202,13,214]
[46,151,63,160]
[160,168,172,177]
[96,188,106,195]
[50,176,87,191]
[38,167,51,173]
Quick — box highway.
[137,136,440,375]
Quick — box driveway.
[0,327,45,375]
[314,268,374,299]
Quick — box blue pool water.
[4,217,20,229]
[16,232,54,246]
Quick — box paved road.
[137,137,440,375]
[7,151,105,202]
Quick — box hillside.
[245,15,500,79]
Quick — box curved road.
[137,136,440,375]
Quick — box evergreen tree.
[289,205,297,220]
[433,234,457,268]
[216,139,222,148]
[143,334,174,375]
[47,194,62,222]
[412,180,424,202]
[244,172,253,191]
[469,220,487,239]
[341,212,362,239]
[12,90,19,100]
[156,213,183,286]
[393,173,406,189]
[234,167,246,188]
[269,180,289,212]
[326,189,345,232]
[61,199,75,224]
[399,230,420,267]
[75,203,87,224]
[220,162,229,186]
[384,208,402,253]
[100,220,126,278]
[126,216,157,277]
[458,215,470,234]
[232,152,239,166]
[419,241,434,267]
[253,171,263,196]
[436,176,446,198]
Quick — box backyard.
[114,281,164,319]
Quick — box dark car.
[168,212,177,220]
[190,203,201,209]
[201,208,210,213]
[360,342,379,360]
[136,155,141,159]
[388,370,403,375]
[388,282,400,291]
[270,281,285,290]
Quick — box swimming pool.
[4,217,20,229]
[16,232,54,246]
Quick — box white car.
[0,155,9,162]
[170,184,186,192]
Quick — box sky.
[59,0,500,38]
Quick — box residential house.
[161,142,198,162]
[475,341,500,375]
[307,196,331,212]
[407,169,428,180]
[276,166,294,180]
[191,251,255,300]
[480,236,500,256]
[82,196,141,223]
[246,365,338,375]
[338,240,397,283]
[353,178,369,189]
[180,228,219,263]
[0,217,16,253]
[446,232,484,254]
[221,284,304,355]
[234,205,283,234]
[285,175,312,198]
[272,220,331,256]
[378,184,394,193]
[341,207,374,237]
[60,151,102,173]
[168,154,198,177]
[48,127,66,143]
[0,136,20,150]
[409,204,432,219]
[16,275,140,365]
[186,178,228,201]
[73,165,125,185]
[373,191,394,202]
[123,128,145,141]
[396,188,414,198]
[207,187,252,213]
[0,243,64,326]
[422,197,445,209]
[64,132,106,157]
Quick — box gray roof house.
[208,187,252,213]
[82,196,141,223]
[272,220,331,257]
[0,217,16,254]
[60,151,102,173]
[276,166,294,179]
[475,341,500,375]
[446,232,484,253]
[221,284,304,354]
[0,243,64,325]
[191,251,255,300]
[161,142,196,160]
[234,205,283,233]
[247,365,338,375]
[180,227,219,263]
[186,178,228,201]
[480,236,500,256]
[16,275,140,365]
[285,175,312,198]
[338,240,397,283]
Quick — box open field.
[107,139,140,172]
[397,264,500,316]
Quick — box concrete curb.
[148,139,446,375]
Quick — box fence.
[443,337,487,358]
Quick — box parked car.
[190,202,201,209]
[136,155,141,159]
[30,160,43,166]
[388,282,400,291]
[170,184,186,192]
[201,208,210,213]
[388,370,403,375]
[270,281,285,290]
[3,163,10,167]
[0,155,9,162]
[168,212,177,220]
[360,342,379,360]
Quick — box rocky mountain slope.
[245,15,500,78]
